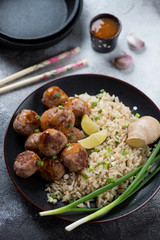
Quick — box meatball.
[60,143,88,172]
[40,107,75,134]
[64,97,90,126]
[14,150,40,178]
[24,132,42,153]
[42,86,68,108]
[13,109,40,136]
[39,157,66,181]
[40,109,50,131]
[65,127,84,143]
[39,128,68,157]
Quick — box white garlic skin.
[127,33,145,51]
[112,54,133,70]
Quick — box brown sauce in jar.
[91,18,119,39]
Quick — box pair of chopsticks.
[0,47,88,94]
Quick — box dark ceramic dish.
[0,0,79,40]
[89,13,122,53]
[0,0,82,49]
[4,74,160,223]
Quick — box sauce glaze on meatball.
[13,109,40,136]
[39,128,68,157]
[42,86,68,109]
[39,157,66,181]
[60,143,88,172]
[40,107,75,134]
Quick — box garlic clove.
[127,33,145,51]
[112,54,133,70]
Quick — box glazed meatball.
[14,150,40,178]
[39,157,66,181]
[40,109,50,131]
[40,107,75,134]
[42,86,68,108]
[25,132,42,153]
[13,109,40,136]
[60,143,88,172]
[64,97,90,126]
[39,128,68,157]
[65,127,84,143]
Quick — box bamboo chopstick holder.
[0,47,80,87]
[0,59,88,94]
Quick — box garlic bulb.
[112,54,133,70]
[127,33,145,51]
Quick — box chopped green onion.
[35,115,40,120]
[94,116,99,121]
[98,162,103,165]
[105,152,110,157]
[36,160,44,166]
[107,147,112,152]
[115,139,119,145]
[122,149,129,155]
[100,89,105,93]
[124,122,129,128]
[135,113,140,118]
[93,148,99,152]
[83,173,88,179]
[56,93,62,98]
[124,149,129,154]
[69,135,74,140]
[107,177,115,183]
[98,109,102,114]
[51,194,57,199]
[96,94,100,99]
[92,102,97,107]
[34,128,40,133]
[89,165,94,171]
[115,131,119,135]
[58,105,63,109]
[52,155,57,160]
[66,143,71,147]
[103,160,110,169]
[68,123,72,128]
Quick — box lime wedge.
[81,114,100,135]
[78,129,108,149]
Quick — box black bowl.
[4,74,160,223]
[0,0,79,40]
[0,0,82,49]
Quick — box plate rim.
[4,73,160,223]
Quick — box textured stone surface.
[0,0,159,239]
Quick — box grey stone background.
[0,0,159,239]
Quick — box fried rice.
[45,91,151,207]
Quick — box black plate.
[0,0,79,40]
[4,74,160,223]
[0,0,82,49]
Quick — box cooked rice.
[45,91,151,207]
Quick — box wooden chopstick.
[0,47,80,87]
[0,59,88,94]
